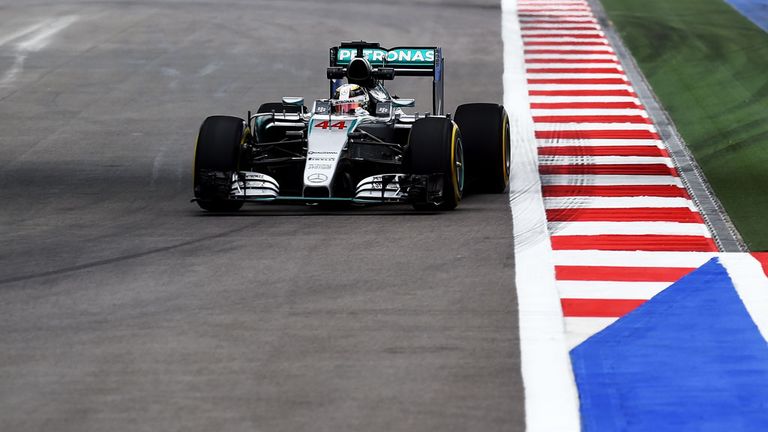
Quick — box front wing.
[194,170,448,205]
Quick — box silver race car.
[193,41,510,211]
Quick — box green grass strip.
[601,0,768,250]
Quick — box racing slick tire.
[407,117,464,210]
[193,115,246,212]
[454,103,510,194]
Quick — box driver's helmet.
[332,84,369,114]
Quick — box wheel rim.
[455,136,465,194]
[503,115,511,183]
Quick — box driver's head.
[332,84,369,114]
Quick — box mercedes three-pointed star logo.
[307,173,328,183]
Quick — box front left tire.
[193,115,247,212]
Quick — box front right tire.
[407,117,464,210]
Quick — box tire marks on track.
[0,16,79,87]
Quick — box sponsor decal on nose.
[307,173,328,183]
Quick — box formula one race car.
[193,41,510,211]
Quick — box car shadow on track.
[189,194,497,218]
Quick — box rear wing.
[328,41,445,115]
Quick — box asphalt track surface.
[0,1,523,431]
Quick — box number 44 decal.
[314,120,347,130]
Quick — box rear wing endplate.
[329,41,445,115]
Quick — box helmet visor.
[333,101,363,114]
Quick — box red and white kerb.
[517,0,719,348]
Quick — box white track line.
[519,18,599,24]
[518,2,591,5]
[534,123,656,131]
[518,4,592,6]
[557,280,673,299]
[527,63,621,68]
[537,138,661,146]
[525,54,618,61]
[544,196,696,209]
[529,96,639,104]
[528,84,632,91]
[520,10,593,13]
[519,7,594,11]
[524,46,613,52]
[518,2,591,4]
[527,73,627,79]
[503,0,581,429]
[518,1,591,5]
[518,3,592,6]
[520,10,593,14]
[519,5,592,8]
[522,30,604,36]
[519,8,593,11]
[528,65,622,71]
[523,37,607,43]
[532,108,647,116]
[518,1,591,4]
[548,221,712,237]
[520,11,595,16]
[721,254,768,343]
[553,250,717,267]
[521,23,601,29]
[541,174,683,186]
[539,156,673,165]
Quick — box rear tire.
[407,117,464,210]
[193,115,246,212]
[454,103,510,193]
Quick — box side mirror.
[327,67,346,79]
[371,68,395,80]
[282,96,304,107]
[375,102,393,118]
[392,98,415,108]
[313,99,332,115]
